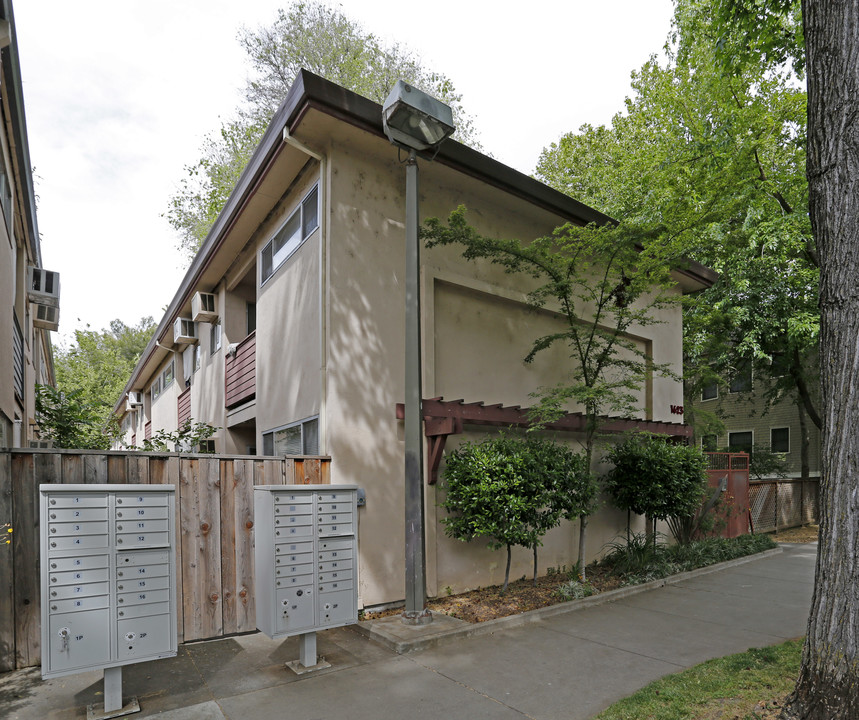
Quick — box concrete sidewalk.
[1,543,816,720]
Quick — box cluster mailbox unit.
[254,484,358,670]
[39,484,177,716]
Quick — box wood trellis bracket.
[395,397,693,484]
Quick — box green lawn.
[594,638,803,720]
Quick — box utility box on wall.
[39,484,177,679]
[254,485,358,639]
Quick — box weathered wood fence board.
[0,452,14,672]
[0,449,331,671]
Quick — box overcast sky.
[13,0,674,346]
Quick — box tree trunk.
[533,545,538,586]
[502,544,512,593]
[782,2,859,717]
[577,515,588,581]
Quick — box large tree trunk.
[782,2,859,718]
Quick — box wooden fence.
[0,449,331,672]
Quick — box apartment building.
[0,0,57,448]
[113,71,715,605]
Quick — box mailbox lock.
[124,632,136,642]
[51,563,57,569]
[51,591,57,597]
[50,527,57,534]
[50,513,56,520]
[117,525,123,531]
[50,499,56,505]
[296,589,303,596]
[51,605,58,611]
[51,576,58,583]
[58,627,70,652]
[118,598,124,604]
[117,571,124,577]
[117,511,123,517]
[117,584,124,590]
[118,611,125,617]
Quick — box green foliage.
[598,532,777,586]
[423,207,678,429]
[726,442,789,481]
[536,0,819,434]
[440,434,595,592]
[555,579,595,601]
[604,434,709,527]
[35,384,117,450]
[168,1,479,260]
[51,317,156,449]
[138,419,218,453]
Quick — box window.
[770,352,790,377]
[260,185,319,285]
[151,361,174,403]
[195,345,201,372]
[771,427,790,454]
[701,381,718,401]
[211,322,222,353]
[263,417,319,456]
[701,434,718,452]
[198,440,216,454]
[729,360,752,393]
[728,431,754,455]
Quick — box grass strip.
[594,638,803,720]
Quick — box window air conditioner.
[173,317,198,345]
[127,391,143,410]
[33,303,60,331]
[192,292,218,322]
[27,267,61,307]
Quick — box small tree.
[138,420,218,453]
[423,207,679,578]
[604,433,708,546]
[441,434,597,591]
[35,384,116,450]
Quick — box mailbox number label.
[138,594,146,600]
[138,568,146,574]
[74,511,80,517]
[138,510,145,516]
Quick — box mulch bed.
[361,526,818,625]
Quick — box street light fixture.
[382,81,455,625]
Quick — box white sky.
[13,0,674,347]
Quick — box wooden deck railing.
[225,331,255,409]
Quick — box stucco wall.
[319,134,686,607]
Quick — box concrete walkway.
[1,543,816,720]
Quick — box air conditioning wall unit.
[27,267,61,306]
[126,391,143,411]
[173,317,198,345]
[33,303,59,331]
[192,291,218,322]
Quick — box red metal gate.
[704,452,750,537]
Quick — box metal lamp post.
[382,81,455,625]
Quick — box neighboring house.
[0,0,57,449]
[692,363,821,482]
[112,71,715,607]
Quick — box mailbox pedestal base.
[285,632,331,675]
[87,667,140,719]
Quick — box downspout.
[282,129,328,458]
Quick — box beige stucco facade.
[114,72,712,607]
[0,3,56,449]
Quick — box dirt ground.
[362,526,819,625]
[768,524,819,543]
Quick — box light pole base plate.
[401,609,433,626]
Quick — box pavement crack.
[405,655,538,718]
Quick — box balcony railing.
[225,330,256,409]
